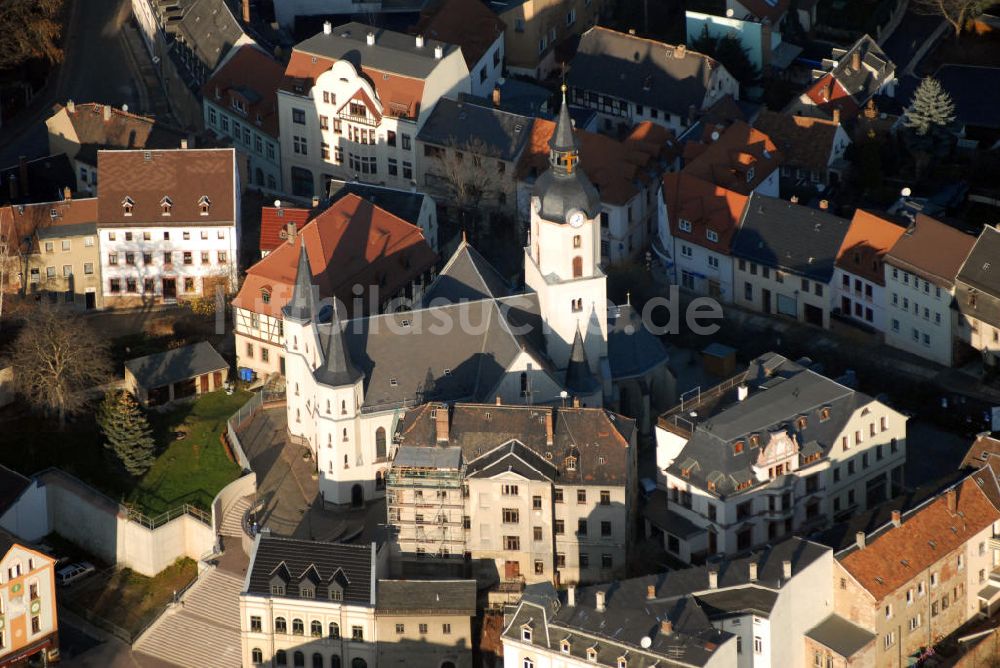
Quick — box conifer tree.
[98,391,157,476]
[903,78,956,146]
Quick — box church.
[282,92,673,505]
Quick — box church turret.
[283,244,316,322]
[565,327,600,396]
[315,303,363,387]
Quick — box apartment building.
[278,22,471,198]
[833,209,907,333]
[492,0,606,79]
[388,402,636,586]
[655,173,748,303]
[731,194,851,329]
[203,45,285,192]
[955,225,1000,369]
[652,352,907,562]
[504,537,834,668]
[811,476,1000,666]
[95,148,240,307]
[46,101,188,194]
[232,192,437,379]
[0,530,60,666]
[1,196,104,310]
[883,214,976,367]
[240,533,475,668]
[568,27,739,135]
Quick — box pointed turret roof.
[315,303,363,387]
[565,327,600,394]
[550,85,577,154]
[283,244,315,322]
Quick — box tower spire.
[314,302,363,387]
[564,326,599,394]
[283,243,316,322]
[550,84,579,173]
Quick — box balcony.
[497,576,526,594]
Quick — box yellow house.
[0,531,60,666]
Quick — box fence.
[125,503,211,530]
[226,387,283,471]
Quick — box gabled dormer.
[269,561,290,596]
[160,196,173,216]
[327,566,349,601]
[299,563,321,598]
[199,195,211,215]
[122,196,134,216]
[754,428,800,481]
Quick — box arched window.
[292,618,304,635]
[375,427,386,459]
[296,409,301,423]
[520,372,528,396]
[294,651,305,667]
[342,427,348,441]
[573,256,583,278]
[311,620,322,637]
[573,235,581,249]
[275,617,287,634]
[341,399,347,415]
[313,653,324,668]
[376,470,385,490]
[276,650,288,666]
[329,622,340,638]
[344,454,348,468]
[331,657,341,668]
[251,648,263,664]
[352,659,368,668]
[293,335,298,350]
[328,433,332,448]
[326,400,330,414]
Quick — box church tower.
[283,244,323,447]
[524,86,608,376]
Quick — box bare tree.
[912,0,990,37]
[10,303,112,428]
[431,136,506,240]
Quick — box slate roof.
[834,209,907,286]
[804,36,894,120]
[376,579,476,613]
[125,341,228,390]
[642,491,704,538]
[392,446,463,469]
[956,226,1000,327]
[96,148,236,225]
[0,154,76,206]
[417,97,533,162]
[884,213,976,288]
[393,402,635,486]
[166,0,247,92]
[0,465,31,517]
[569,27,723,119]
[731,193,852,283]
[805,614,876,657]
[422,238,512,303]
[245,535,374,604]
[663,353,873,498]
[410,0,505,69]
[50,103,188,166]
[607,303,670,380]
[934,65,1000,129]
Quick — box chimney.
[708,570,718,589]
[495,396,502,405]
[435,405,449,443]
[492,85,501,108]
[748,562,758,582]
[434,45,444,59]
[819,199,829,210]
[851,49,862,72]
[572,397,580,408]
[285,221,297,243]
[782,560,792,579]
[790,195,799,204]
[241,0,250,23]
[415,34,425,48]
[63,186,71,201]
[545,411,554,446]
[891,509,901,527]
[18,156,28,198]
[760,18,772,73]
[367,31,377,45]
[567,585,576,606]
[946,488,957,513]
[855,531,866,550]
[323,21,332,35]
[661,619,673,635]
[737,384,748,401]
[180,138,188,150]
[832,107,841,125]
[628,28,636,35]
[595,590,605,612]
[66,99,75,114]
[103,104,112,121]
[646,584,656,600]
[311,195,320,209]
[674,44,686,59]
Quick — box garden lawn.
[128,390,250,516]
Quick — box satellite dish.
[710,131,720,141]
[901,187,912,197]
[641,636,653,649]
[274,199,282,207]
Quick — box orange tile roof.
[682,121,782,194]
[839,478,1000,601]
[753,110,841,176]
[834,209,907,285]
[805,75,861,120]
[0,198,99,253]
[961,435,1000,469]
[661,173,748,254]
[232,193,437,318]
[412,0,505,69]
[52,102,188,160]
[885,214,976,288]
[202,45,284,138]
[518,120,674,205]
[259,206,313,253]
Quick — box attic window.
[389,378,398,387]
[796,416,808,430]
[261,290,271,304]
[161,196,173,215]
[749,435,760,448]
[199,195,211,215]
[566,456,577,471]
[401,319,411,327]
[618,658,628,668]
[820,407,831,421]
[443,368,452,376]
[707,480,716,492]
[706,230,719,243]
[329,584,343,601]
[678,219,692,232]
[561,639,571,653]
[299,584,315,599]
[736,479,752,491]
[733,441,745,454]
[122,196,134,216]
[598,456,606,465]
[681,467,691,479]
[587,647,598,662]
[521,625,532,642]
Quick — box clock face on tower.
[567,209,585,228]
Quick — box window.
[602,553,613,568]
[504,536,520,550]
[293,108,306,124]
[600,490,611,505]
[292,618,304,635]
[577,489,586,504]
[352,625,364,641]
[502,508,519,524]
[275,617,287,633]
[502,484,519,496]
[183,251,193,265]
[601,521,612,536]
[577,519,588,536]
[706,229,719,242]
[678,219,692,232]
[329,622,340,638]
[754,636,763,654]
[554,488,563,503]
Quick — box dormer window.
[565,456,577,471]
[160,196,172,215]
[678,219,692,232]
[587,647,598,662]
[749,434,760,448]
[199,195,211,215]
[681,467,691,478]
[271,581,285,596]
[746,167,755,183]
[299,583,315,598]
[618,657,628,668]
[796,416,808,430]
[706,229,719,243]
[329,584,343,601]
[733,441,744,454]
[521,625,532,642]
[122,196,134,216]
[561,639,571,654]
[820,407,831,422]
[261,290,271,304]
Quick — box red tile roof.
[202,45,284,138]
[0,198,99,253]
[834,209,907,285]
[662,173,748,254]
[412,0,505,69]
[805,74,862,120]
[232,193,437,318]
[96,149,236,225]
[885,214,976,288]
[961,435,1000,469]
[260,206,313,254]
[839,478,1000,601]
[681,121,782,194]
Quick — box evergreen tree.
[903,77,957,157]
[691,27,759,88]
[98,391,157,476]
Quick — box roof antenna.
[626,291,631,306]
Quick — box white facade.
[204,99,282,192]
[656,196,736,303]
[883,263,955,366]
[467,36,505,99]
[834,267,889,332]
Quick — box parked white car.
[57,561,96,586]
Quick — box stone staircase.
[133,567,244,668]
[220,495,253,538]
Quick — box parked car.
[57,562,95,586]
